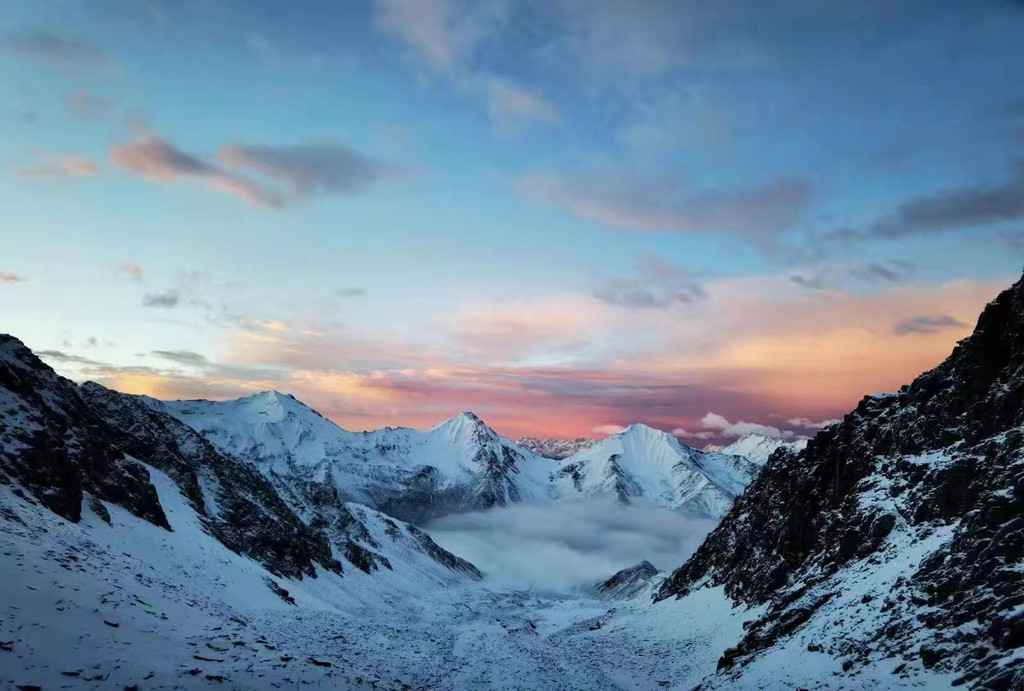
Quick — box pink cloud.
[79,274,1009,440]
[111,136,285,207]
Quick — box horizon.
[0,343,800,443]
[3,1,1024,441]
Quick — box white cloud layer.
[426,499,715,592]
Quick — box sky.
[2,0,1024,442]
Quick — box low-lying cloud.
[675,411,794,440]
[426,499,715,593]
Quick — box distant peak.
[620,422,668,437]
[242,389,300,406]
[229,389,328,420]
[438,411,486,426]
[430,410,497,437]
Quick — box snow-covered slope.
[717,433,808,465]
[154,394,551,524]
[551,424,761,518]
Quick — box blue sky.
[2,0,1024,439]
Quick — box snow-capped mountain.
[550,423,761,518]
[158,396,766,521]
[153,394,551,524]
[516,436,597,459]
[0,336,480,585]
[717,433,808,465]
[654,274,1024,688]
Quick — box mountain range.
[2,273,1023,688]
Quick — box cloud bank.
[426,499,716,592]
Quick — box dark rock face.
[517,436,597,460]
[0,336,168,529]
[403,522,482,579]
[604,453,642,504]
[656,276,1024,688]
[0,335,341,580]
[473,444,524,509]
[597,560,658,599]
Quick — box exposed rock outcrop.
[657,275,1024,688]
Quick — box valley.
[3,272,1024,689]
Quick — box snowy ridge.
[155,397,552,524]
[718,433,808,465]
[154,395,777,522]
[551,423,761,518]
[516,436,598,460]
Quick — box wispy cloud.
[521,167,810,241]
[373,0,555,133]
[19,155,99,179]
[447,297,601,361]
[594,255,706,310]
[540,0,768,82]
[151,349,209,366]
[1,30,107,69]
[217,142,395,198]
[373,0,509,72]
[65,91,114,120]
[786,416,840,429]
[789,260,915,292]
[37,350,105,367]
[111,262,143,283]
[142,290,180,308]
[484,77,559,133]
[893,314,968,336]
[866,160,1024,238]
[111,136,285,208]
[112,136,395,208]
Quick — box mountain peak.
[432,410,490,433]
[235,389,321,416]
[619,422,665,437]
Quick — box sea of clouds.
[426,499,716,593]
